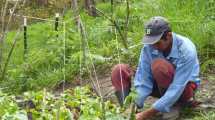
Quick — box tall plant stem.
[93,6,128,49]
[1,29,21,81]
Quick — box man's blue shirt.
[134,32,200,112]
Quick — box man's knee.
[151,58,170,73]
[151,58,175,88]
[112,64,129,73]
[111,64,132,89]
[111,64,132,80]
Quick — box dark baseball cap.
[142,16,170,44]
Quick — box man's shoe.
[162,106,180,120]
[182,100,202,108]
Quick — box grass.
[0,0,215,119]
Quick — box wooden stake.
[55,13,59,37]
[24,17,27,61]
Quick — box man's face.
[151,32,172,52]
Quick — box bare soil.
[54,71,215,119]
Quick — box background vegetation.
[0,0,215,119]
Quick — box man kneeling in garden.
[111,16,200,120]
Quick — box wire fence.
[0,3,215,104]
[0,13,67,92]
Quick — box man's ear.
[166,32,172,41]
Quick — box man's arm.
[134,47,153,108]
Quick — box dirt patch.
[196,75,215,109]
[53,70,215,119]
[98,73,215,119]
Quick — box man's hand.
[136,112,144,120]
[136,108,159,120]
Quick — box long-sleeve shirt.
[134,32,200,112]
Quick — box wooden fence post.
[24,17,27,61]
[55,13,59,37]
